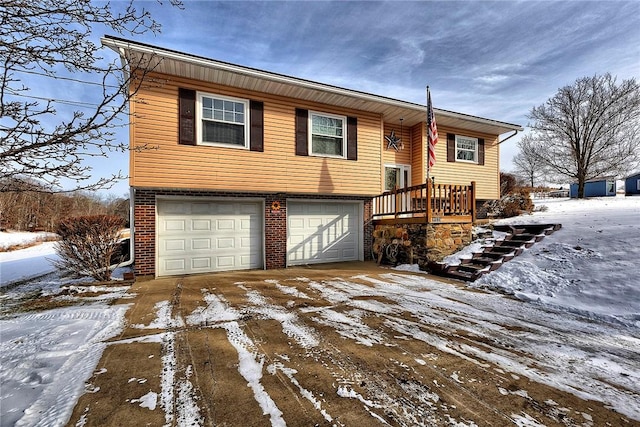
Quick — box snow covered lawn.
[1,195,638,426]
[0,242,59,285]
[0,231,56,251]
[1,304,130,426]
[0,232,132,427]
[474,195,640,326]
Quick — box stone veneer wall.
[372,223,473,267]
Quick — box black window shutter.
[447,133,455,162]
[295,108,308,156]
[250,100,264,152]
[347,116,357,160]
[478,138,485,165]
[178,88,196,145]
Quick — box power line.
[13,68,122,89]
[6,90,115,109]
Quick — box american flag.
[427,88,438,168]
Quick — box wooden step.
[468,257,503,269]
[444,269,478,281]
[456,263,491,274]
[485,245,517,254]
[496,240,526,248]
[426,223,561,282]
[473,251,503,260]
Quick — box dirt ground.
[66,262,637,426]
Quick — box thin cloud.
[25,0,638,194]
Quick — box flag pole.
[426,85,439,267]
[426,86,431,194]
[426,86,432,265]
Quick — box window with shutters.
[309,111,347,158]
[455,135,478,163]
[196,92,249,148]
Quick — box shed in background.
[624,172,640,196]
[570,177,616,198]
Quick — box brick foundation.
[132,188,373,276]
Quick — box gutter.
[498,129,519,145]
[101,35,523,133]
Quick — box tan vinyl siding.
[382,122,411,166]
[411,122,425,185]
[131,73,382,195]
[428,125,500,200]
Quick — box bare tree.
[512,135,546,188]
[0,0,180,193]
[527,73,640,198]
[0,178,126,231]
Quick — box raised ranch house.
[103,36,522,278]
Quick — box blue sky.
[56,0,640,196]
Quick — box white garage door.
[287,201,362,265]
[157,199,263,276]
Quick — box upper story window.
[309,111,346,158]
[456,135,478,163]
[197,92,249,148]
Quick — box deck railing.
[372,181,476,224]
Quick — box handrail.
[372,181,475,222]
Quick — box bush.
[500,172,518,197]
[53,215,125,281]
[483,189,534,218]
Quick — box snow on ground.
[146,269,640,424]
[1,196,639,426]
[0,233,132,427]
[0,242,59,286]
[0,303,130,427]
[472,195,640,327]
[0,231,56,251]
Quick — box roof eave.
[102,35,523,135]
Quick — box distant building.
[624,172,640,196]
[569,177,616,198]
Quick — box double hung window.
[198,92,249,148]
[309,111,346,158]
[456,135,478,163]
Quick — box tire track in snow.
[185,291,286,426]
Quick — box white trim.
[155,195,265,277]
[308,111,347,159]
[196,91,250,149]
[383,164,411,191]
[455,134,478,163]
[102,36,523,134]
[285,199,364,266]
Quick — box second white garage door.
[157,199,263,276]
[287,201,362,266]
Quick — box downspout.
[498,129,519,145]
[117,187,135,268]
[114,45,135,269]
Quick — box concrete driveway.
[67,262,635,426]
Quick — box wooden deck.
[372,181,476,225]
